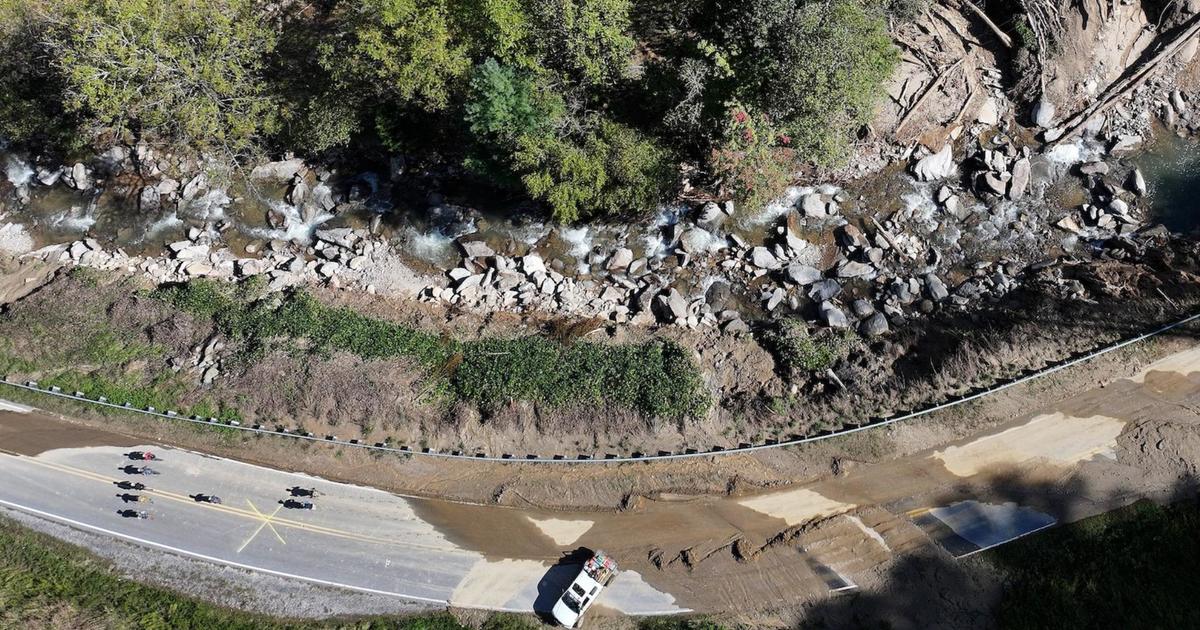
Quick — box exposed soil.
[0,409,138,456]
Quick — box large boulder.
[785,263,822,285]
[1033,98,1056,128]
[912,144,957,182]
[749,246,780,270]
[1008,157,1031,200]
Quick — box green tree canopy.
[321,0,471,112]
[45,0,278,156]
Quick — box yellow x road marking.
[238,500,286,553]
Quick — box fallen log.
[1047,11,1200,146]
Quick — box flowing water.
[1134,132,1200,234]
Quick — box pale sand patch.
[737,488,855,526]
[845,515,890,552]
[527,517,594,546]
[933,413,1126,477]
[449,558,547,608]
[0,399,33,413]
[1129,344,1200,383]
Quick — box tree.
[465,59,562,147]
[0,0,78,150]
[514,118,673,222]
[523,0,635,87]
[321,0,471,112]
[43,0,278,157]
[716,0,898,163]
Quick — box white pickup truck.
[551,551,618,628]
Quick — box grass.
[0,515,536,629]
[985,498,1200,629]
[154,280,710,419]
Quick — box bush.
[759,320,857,377]
[709,106,797,212]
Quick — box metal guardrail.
[4,311,1200,464]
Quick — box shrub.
[709,106,796,212]
[759,319,857,377]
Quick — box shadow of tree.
[799,474,1200,629]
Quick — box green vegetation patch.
[155,280,710,418]
[758,319,858,376]
[0,515,533,629]
[987,498,1200,629]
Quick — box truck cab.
[551,551,617,627]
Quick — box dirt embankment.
[5,232,1200,465]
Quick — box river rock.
[820,301,848,329]
[251,158,305,181]
[695,202,725,231]
[912,144,956,182]
[459,240,495,259]
[979,171,1008,196]
[800,194,828,217]
[851,299,875,318]
[860,312,889,337]
[607,247,633,272]
[1129,168,1148,196]
[750,246,780,270]
[976,97,1000,126]
[925,274,949,301]
[521,254,546,275]
[1008,157,1031,200]
[809,279,841,302]
[1172,90,1188,115]
[1033,98,1056,128]
[1079,161,1109,176]
[657,288,688,322]
[36,167,62,186]
[785,263,822,285]
[138,186,160,212]
[68,163,90,190]
[836,260,874,278]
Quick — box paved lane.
[0,443,683,614]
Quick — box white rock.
[749,246,780,270]
[912,144,957,182]
[1033,98,1056,128]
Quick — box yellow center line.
[245,499,287,546]
[2,453,462,553]
[238,500,286,553]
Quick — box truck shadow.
[533,547,594,620]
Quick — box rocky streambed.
[2,115,1197,347]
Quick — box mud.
[0,409,138,456]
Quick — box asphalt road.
[0,440,683,614]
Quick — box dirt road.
[2,341,1198,618]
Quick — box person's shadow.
[533,547,594,620]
